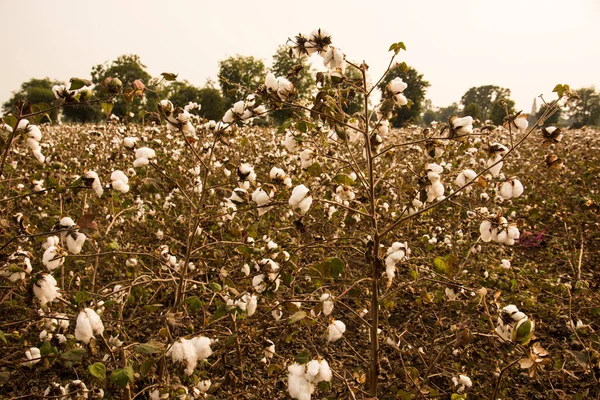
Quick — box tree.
[461,85,511,122]
[462,102,481,120]
[165,80,226,122]
[91,54,156,122]
[378,64,430,127]
[2,78,62,122]
[568,87,600,128]
[536,103,562,125]
[218,55,266,108]
[489,97,515,125]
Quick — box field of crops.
[1,119,599,399]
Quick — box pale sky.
[1,0,598,113]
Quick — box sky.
[1,0,599,114]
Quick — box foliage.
[461,85,511,122]
[91,54,156,122]
[166,81,225,121]
[489,97,516,125]
[2,78,62,122]
[568,87,600,128]
[218,55,266,107]
[378,64,430,127]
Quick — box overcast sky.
[1,0,598,113]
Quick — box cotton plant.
[486,143,509,177]
[425,163,445,202]
[264,72,296,102]
[455,168,477,191]
[252,258,281,293]
[320,293,334,316]
[158,99,196,136]
[448,116,474,141]
[505,113,529,132]
[42,245,65,270]
[287,358,332,400]
[167,335,213,376]
[237,163,256,189]
[261,339,276,363]
[269,166,292,187]
[495,304,535,345]
[452,374,473,393]
[222,94,266,125]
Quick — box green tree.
[437,103,461,122]
[218,55,266,108]
[568,87,600,128]
[536,103,562,125]
[2,78,62,122]
[91,54,155,121]
[462,102,481,120]
[378,65,430,127]
[461,85,511,122]
[489,97,515,125]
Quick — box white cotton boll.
[427,181,445,202]
[300,149,313,169]
[252,188,272,216]
[123,137,137,148]
[488,154,504,177]
[500,259,511,269]
[479,220,492,242]
[316,359,332,382]
[456,169,477,187]
[306,359,320,382]
[26,124,42,141]
[289,185,312,214]
[270,167,286,180]
[222,109,234,123]
[135,147,155,160]
[168,338,198,376]
[327,320,346,342]
[284,131,300,152]
[277,77,294,101]
[497,230,508,244]
[288,363,313,400]
[33,150,46,163]
[245,294,257,316]
[133,157,149,167]
[252,274,266,293]
[66,232,86,255]
[75,311,94,343]
[512,178,524,198]
[85,308,104,335]
[452,116,474,136]
[42,246,64,271]
[500,181,514,199]
[241,263,250,276]
[393,93,408,106]
[233,100,245,115]
[23,347,41,367]
[111,170,128,184]
[27,137,41,151]
[83,171,103,198]
[388,77,408,94]
[320,293,334,316]
[263,339,275,361]
[265,72,278,92]
[190,336,213,360]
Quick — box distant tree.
[378,65,430,127]
[437,103,461,123]
[2,78,62,122]
[91,54,155,121]
[568,87,600,128]
[197,86,226,121]
[462,102,481,120]
[218,55,266,108]
[270,45,315,123]
[489,97,516,126]
[166,81,203,108]
[422,109,437,125]
[461,85,511,122]
[536,103,562,125]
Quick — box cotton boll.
[133,157,149,167]
[168,338,199,376]
[300,149,313,169]
[246,294,257,316]
[479,220,492,242]
[263,339,275,362]
[487,155,504,177]
[123,137,138,148]
[42,246,64,271]
[23,347,41,367]
[84,308,104,335]
[289,185,312,215]
[316,359,332,382]
[252,274,267,293]
[327,320,346,342]
[500,259,511,269]
[288,363,313,400]
[512,178,524,198]
[75,311,94,343]
[320,293,334,316]
[252,187,272,216]
[190,336,213,360]
[284,131,300,152]
[66,232,86,255]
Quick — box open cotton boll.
[320,293,334,316]
[66,232,86,255]
[42,246,64,271]
[500,259,511,269]
[252,187,272,216]
[289,185,313,214]
[23,347,41,367]
[190,336,213,360]
[288,363,314,400]
[455,169,477,187]
[168,338,199,376]
[84,308,104,335]
[387,77,408,94]
[300,149,314,169]
[315,359,332,382]
[327,320,346,342]
[451,116,474,136]
[74,311,93,343]
[83,171,103,198]
[110,170,129,194]
[133,157,149,167]
[284,130,300,152]
[265,72,278,93]
[123,137,138,148]
[479,220,493,242]
[262,339,275,363]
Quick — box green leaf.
[69,78,92,90]
[161,72,178,81]
[0,330,6,345]
[101,102,114,118]
[333,174,354,185]
[88,362,106,381]
[323,257,345,280]
[61,348,86,365]
[134,341,165,356]
[40,341,57,356]
[3,115,16,131]
[110,365,134,388]
[209,282,222,292]
[140,357,155,376]
[388,41,407,55]
[513,319,534,345]
[185,296,204,312]
[295,350,310,364]
[451,394,467,400]
[288,311,307,323]
[210,304,230,321]
[105,241,120,251]
[305,162,321,177]
[75,290,91,304]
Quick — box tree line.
[3,51,599,128]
